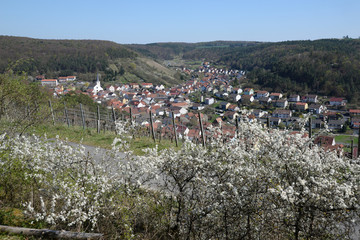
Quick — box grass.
[0,236,26,240]
[24,123,182,154]
[130,136,182,155]
[28,123,117,149]
[334,135,358,145]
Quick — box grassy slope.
[27,123,181,155]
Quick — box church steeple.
[96,72,100,84]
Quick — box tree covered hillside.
[127,41,260,60]
[0,36,136,75]
[218,39,360,102]
[130,39,360,103]
[0,36,186,85]
[2,36,360,101]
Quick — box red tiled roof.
[41,79,57,82]
[349,109,360,114]
[329,97,345,102]
[314,136,335,146]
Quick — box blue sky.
[1,0,359,44]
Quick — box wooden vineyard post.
[112,106,116,122]
[97,105,100,134]
[149,111,156,143]
[172,112,178,147]
[49,100,55,125]
[80,103,85,130]
[198,112,205,147]
[130,107,133,125]
[235,117,239,137]
[64,102,70,127]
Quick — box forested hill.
[127,41,260,60]
[0,36,186,85]
[218,39,360,102]
[0,36,136,74]
[130,39,360,103]
[2,36,360,102]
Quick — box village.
[37,62,360,157]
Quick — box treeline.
[127,41,260,60]
[0,36,137,76]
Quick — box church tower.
[88,73,103,95]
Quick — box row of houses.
[38,75,77,87]
[215,87,347,107]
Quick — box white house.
[205,97,215,105]
[256,90,270,99]
[309,104,326,114]
[243,88,254,95]
[288,94,300,102]
[329,97,346,106]
[67,76,76,81]
[241,95,254,103]
[274,99,288,109]
[229,94,241,102]
[107,85,115,93]
[273,109,292,119]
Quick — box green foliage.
[127,41,259,60]
[0,145,31,207]
[60,93,99,112]
[218,39,360,102]
[29,124,117,149]
[130,136,182,155]
[0,73,52,134]
[0,36,136,75]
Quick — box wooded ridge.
[2,36,360,102]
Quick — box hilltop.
[0,36,183,86]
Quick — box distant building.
[294,102,308,111]
[273,109,292,119]
[270,92,283,100]
[349,109,360,116]
[41,79,58,87]
[329,97,346,106]
[58,76,76,83]
[141,83,153,89]
[302,94,318,103]
[243,88,254,95]
[87,73,103,95]
[205,97,215,105]
[309,104,326,114]
[256,90,269,99]
[274,99,288,108]
[288,94,300,102]
[36,75,45,81]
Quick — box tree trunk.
[0,225,103,239]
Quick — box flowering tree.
[145,120,360,239]
[1,118,359,239]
